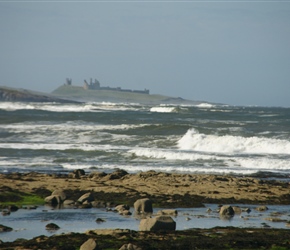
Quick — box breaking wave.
[177,128,290,155]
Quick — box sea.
[1,101,290,177]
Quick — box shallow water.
[1,204,290,242]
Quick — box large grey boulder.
[80,238,97,250]
[134,198,153,214]
[219,205,235,217]
[139,215,176,231]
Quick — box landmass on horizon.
[0,78,214,105]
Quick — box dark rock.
[0,224,13,232]
[96,218,106,223]
[74,169,86,178]
[8,204,19,212]
[105,169,128,180]
[45,223,60,231]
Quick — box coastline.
[1,170,290,249]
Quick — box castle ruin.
[65,78,149,94]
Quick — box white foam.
[150,106,177,113]
[0,102,143,112]
[196,103,215,108]
[129,148,217,161]
[177,128,290,155]
[0,142,130,152]
[62,163,258,175]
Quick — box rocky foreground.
[1,170,290,249]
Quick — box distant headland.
[65,78,150,95]
[0,79,208,105]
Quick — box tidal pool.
[1,204,289,242]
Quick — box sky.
[0,1,290,107]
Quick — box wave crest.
[177,128,290,155]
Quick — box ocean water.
[0,101,290,176]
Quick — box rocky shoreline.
[1,170,290,249]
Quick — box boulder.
[219,205,235,217]
[44,195,62,205]
[134,198,153,214]
[256,205,268,212]
[80,238,97,250]
[115,204,130,212]
[45,223,60,231]
[157,209,178,216]
[78,192,94,203]
[63,199,75,206]
[52,189,66,201]
[139,215,176,231]
[8,205,19,212]
[75,168,85,175]
[119,243,142,250]
[70,169,86,179]
[105,169,128,180]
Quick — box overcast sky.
[1,1,290,107]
